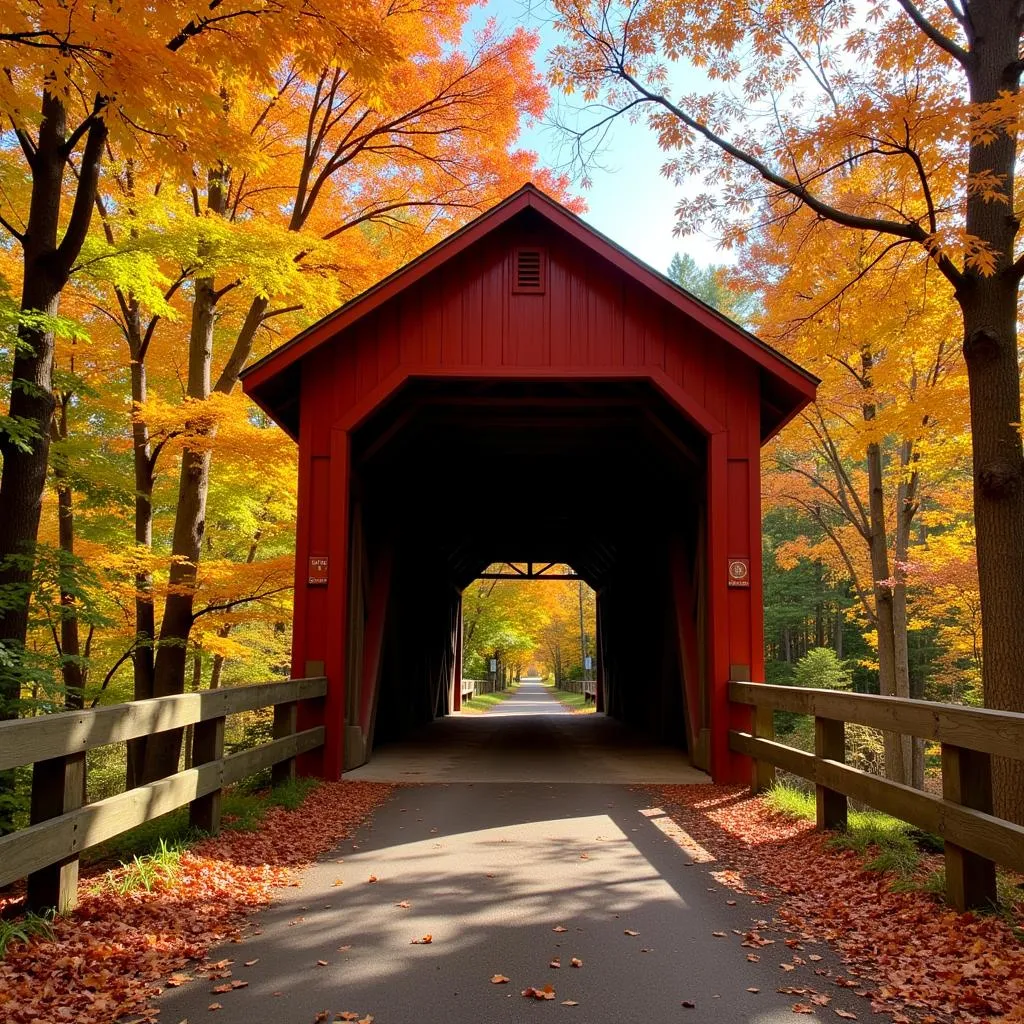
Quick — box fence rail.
[461,679,476,701]
[0,676,327,913]
[582,679,597,701]
[728,681,1024,911]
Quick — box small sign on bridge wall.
[727,557,750,588]
[308,555,329,585]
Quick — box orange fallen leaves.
[522,985,556,1000]
[570,957,583,968]
[552,925,568,933]
[491,974,510,984]
[0,781,395,1024]
[623,929,639,936]
[411,934,432,944]
[652,784,1024,1024]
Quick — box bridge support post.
[26,751,85,912]
[942,744,996,910]
[272,700,298,787]
[814,717,847,831]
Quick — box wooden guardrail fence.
[461,679,477,701]
[0,676,327,913]
[728,682,1024,911]
[582,679,597,701]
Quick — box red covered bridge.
[242,184,817,784]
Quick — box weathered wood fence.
[729,682,1024,911]
[461,679,477,702]
[0,676,326,913]
[582,679,597,701]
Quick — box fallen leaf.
[336,1014,360,1022]
[808,954,823,962]
[624,929,639,936]
[230,980,248,990]
[792,1004,814,1014]
[712,931,727,938]
[491,975,510,984]
[553,925,568,933]
[337,945,352,952]
[550,958,561,968]
[210,985,232,994]
[747,955,760,963]
[367,875,378,883]
[314,1013,329,1023]
[411,934,432,944]
[726,900,737,906]
[332,879,344,887]
[835,1012,857,1020]
[561,1000,579,1006]
[579,852,590,860]
[207,1005,222,1013]
[570,958,583,968]
[747,987,760,993]
[682,1000,696,1008]
[243,959,259,967]
[395,901,411,909]
[316,960,328,967]
[522,985,556,1000]
[781,964,796,972]
[166,975,191,988]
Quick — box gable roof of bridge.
[242,183,817,437]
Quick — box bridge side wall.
[289,218,762,783]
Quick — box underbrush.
[765,782,1023,923]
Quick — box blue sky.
[472,1,727,276]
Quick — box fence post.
[751,703,776,794]
[814,717,847,831]
[271,700,298,787]
[25,751,86,912]
[941,744,996,911]
[189,714,225,834]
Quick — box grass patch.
[461,687,518,713]
[544,682,597,713]
[96,838,186,897]
[0,912,54,958]
[765,782,931,881]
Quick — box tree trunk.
[959,0,1024,823]
[863,398,912,785]
[126,333,156,787]
[142,170,226,783]
[0,91,106,831]
[52,395,85,711]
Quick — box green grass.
[461,687,518,713]
[96,838,186,896]
[763,782,1024,918]
[544,681,596,713]
[0,912,54,958]
[765,783,928,879]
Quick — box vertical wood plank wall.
[290,221,763,783]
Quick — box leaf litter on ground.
[0,781,394,1024]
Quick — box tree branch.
[894,0,969,65]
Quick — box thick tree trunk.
[0,92,106,831]
[959,0,1024,824]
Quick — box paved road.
[160,685,866,1023]
[347,679,708,784]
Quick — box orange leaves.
[0,781,393,1024]
[570,957,583,968]
[521,985,556,1000]
[652,783,1024,1024]
[491,975,510,984]
[410,934,432,945]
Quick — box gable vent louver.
[513,247,545,293]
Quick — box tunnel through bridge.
[241,184,817,784]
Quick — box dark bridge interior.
[350,379,708,757]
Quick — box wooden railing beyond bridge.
[729,682,1024,911]
[0,676,327,913]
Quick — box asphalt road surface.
[159,684,867,1023]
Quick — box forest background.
[0,0,1017,825]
